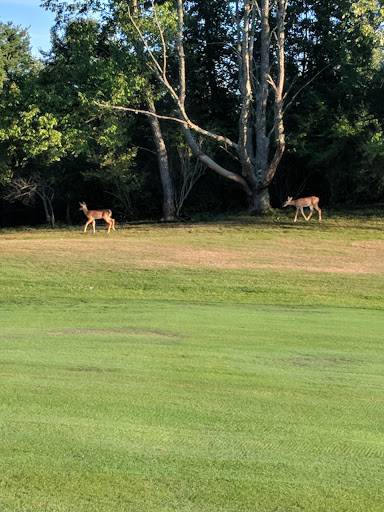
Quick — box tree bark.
[123,0,287,214]
[247,0,286,213]
[249,187,271,214]
[147,97,176,221]
[182,125,252,197]
[265,0,286,188]
[40,192,55,227]
[238,0,254,181]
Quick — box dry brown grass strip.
[1,229,383,274]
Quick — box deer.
[283,196,322,222]
[79,202,116,233]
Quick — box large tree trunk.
[251,0,285,213]
[260,0,286,197]
[236,0,286,214]
[123,0,287,214]
[249,187,271,214]
[147,98,176,221]
[253,0,271,197]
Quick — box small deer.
[79,202,116,233]
[283,196,322,222]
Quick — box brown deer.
[79,202,116,233]
[283,196,322,222]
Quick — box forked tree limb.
[182,126,252,198]
[94,101,239,151]
[125,0,239,151]
[94,100,250,196]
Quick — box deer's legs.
[299,207,309,221]
[84,216,115,233]
[307,205,322,221]
[106,218,115,233]
[84,219,94,232]
[307,206,314,220]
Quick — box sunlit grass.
[0,213,383,511]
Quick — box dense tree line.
[0,1,383,226]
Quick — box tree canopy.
[0,1,383,226]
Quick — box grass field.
[0,211,383,511]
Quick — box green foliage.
[1,1,384,223]
[0,21,34,90]
[0,22,42,184]
[282,0,384,204]
[348,0,384,42]
[0,106,64,163]
[34,16,146,216]
[83,148,147,217]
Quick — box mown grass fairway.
[0,212,383,511]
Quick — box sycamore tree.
[43,0,287,213]
[114,0,288,213]
[121,0,384,211]
[43,0,384,213]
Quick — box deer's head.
[283,197,293,207]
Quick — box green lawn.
[0,214,383,511]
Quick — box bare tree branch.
[4,177,38,205]
[94,101,239,150]
[283,64,332,116]
[125,0,239,151]
[152,0,168,77]
[94,101,187,125]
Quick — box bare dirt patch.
[1,228,384,274]
[110,239,384,274]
